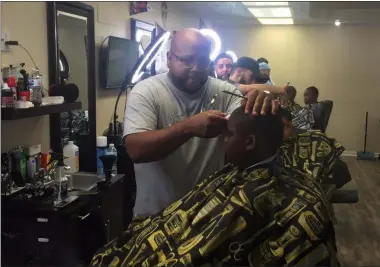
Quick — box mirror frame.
[46,2,97,172]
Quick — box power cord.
[5,41,49,96]
[5,41,39,70]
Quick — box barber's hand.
[242,90,279,116]
[186,110,228,138]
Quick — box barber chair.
[290,128,358,205]
[310,100,359,204]
[313,100,333,133]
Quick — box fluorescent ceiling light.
[242,2,288,7]
[258,18,294,25]
[248,7,292,18]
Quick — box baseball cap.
[259,62,271,70]
[235,57,269,84]
[235,57,260,75]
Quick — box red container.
[19,91,31,101]
[41,152,49,169]
[7,76,17,87]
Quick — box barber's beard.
[169,71,208,94]
[217,73,230,81]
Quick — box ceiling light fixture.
[258,18,294,25]
[334,20,341,27]
[200,29,222,61]
[243,1,294,25]
[248,7,292,18]
[242,2,288,7]
[225,50,238,63]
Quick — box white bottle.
[106,143,117,176]
[63,141,79,173]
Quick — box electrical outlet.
[1,32,10,52]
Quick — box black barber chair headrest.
[313,100,333,133]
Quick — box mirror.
[59,50,70,84]
[57,11,88,109]
[47,2,97,172]
[140,35,151,52]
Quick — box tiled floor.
[334,157,380,266]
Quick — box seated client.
[91,106,341,267]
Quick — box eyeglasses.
[171,53,211,70]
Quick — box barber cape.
[91,132,344,267]
[282,100,302,115]
[291,104,316,130]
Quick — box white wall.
[1,2,50,152]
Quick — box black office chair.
[313,100,334,133]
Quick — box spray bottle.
[53,155,70,205]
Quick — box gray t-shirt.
[123,73,242,215]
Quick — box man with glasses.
[214,52,234,80]
[123,28,278,216]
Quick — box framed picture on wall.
[130,19,155,58]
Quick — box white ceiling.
[167,1,380,26]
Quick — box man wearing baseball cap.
[229,57,262,85]
[259,62,275,85]
[229,57,284,95]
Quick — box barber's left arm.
[243,89,279,116]
[238,84,287,96]
[223,83,281,116]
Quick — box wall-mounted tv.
[100,36,139,89]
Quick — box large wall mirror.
[47,2,96,172]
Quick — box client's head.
[280,85,297,105]
[225,106,284,167]
[304,86,319,105]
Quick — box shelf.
[1,102,82,120]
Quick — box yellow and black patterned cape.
[91,131,344,267]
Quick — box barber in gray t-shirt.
[124,28,278,216]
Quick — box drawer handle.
[77,213,90,220]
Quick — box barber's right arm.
[124,85,228,163]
